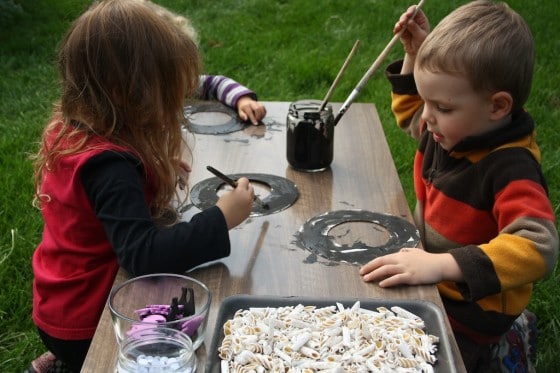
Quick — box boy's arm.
[362,164,558,299]
[452,198,558,297]
[449,154,558,302]
[384,5,430,138]
[385,60,424,140]
[394,5,430,73]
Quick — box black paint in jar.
[286,100,334,172]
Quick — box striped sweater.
[199,74,256,107]
[385,60,558,342]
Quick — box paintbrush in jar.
[333,0,425,126]
[206,166,269,210]
[318,39,360,113]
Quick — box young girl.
[28,1,255,371]
[138,0,267,125]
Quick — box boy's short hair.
[416,0,534,111]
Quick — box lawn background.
[0,0,558,371]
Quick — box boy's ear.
[489,91,513,120]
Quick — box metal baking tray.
[206,295,458,372]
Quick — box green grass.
[1,0,559,371]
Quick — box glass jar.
[286,99,334,172]
[116,327,196,372]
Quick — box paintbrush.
[206,166,269,209]
[318,39,360,113]
[333,0,425,126]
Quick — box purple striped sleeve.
[198,75,257,108]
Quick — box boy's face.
[414,67,495,151]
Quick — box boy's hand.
[237,96,267,125]
[359,248,462,287]
[395,5,430,57]
[215,177,254,229]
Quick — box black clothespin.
[179,287,195,316]
[166,297,180,322]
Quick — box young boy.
[359,1,558,371]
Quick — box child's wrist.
[440,253,463,282]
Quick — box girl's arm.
[198,75,266,124]
[81,151,231,276]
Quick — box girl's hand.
[359,248,462,287]
[237,96,267,125]
[395,5,430,57]
[216,177,254,229]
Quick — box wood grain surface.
[81,102,465,372]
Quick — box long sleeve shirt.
[198,74,256,108]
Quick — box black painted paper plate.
[206,295,458,372]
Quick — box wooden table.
[81,102,465,372]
